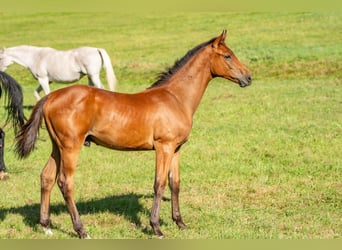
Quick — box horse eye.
[224,54,231,59]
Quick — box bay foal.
[16,31,251,238]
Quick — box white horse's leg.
[35,78,51,100]
[34,85,42,100]
[88,74,104,89]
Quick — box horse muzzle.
[238,74,252,88]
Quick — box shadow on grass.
[0,192,160,238]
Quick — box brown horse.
[15,30,251,238]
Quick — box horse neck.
[164,47,213,117]
[5,46,37,68]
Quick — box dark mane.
[149,37,216,88]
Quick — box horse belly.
[45,54,83,83]
[90,126,154,151]
[48,68,83,83]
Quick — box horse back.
[43,85,192,151]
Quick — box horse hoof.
[177,222,187,230]
[43,227,53,236]
[0,171,9,180]
[80,233,91,239]
[155,230,164,239]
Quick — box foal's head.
[209,30,252,87]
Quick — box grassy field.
[0,12,341,239]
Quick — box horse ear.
[213,30,227,48]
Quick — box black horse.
[0,71,26,179]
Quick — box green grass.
[0,12,341,239]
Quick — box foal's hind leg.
[57,147,89,239]
[40,147,60,236]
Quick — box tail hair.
[98,48,117,91]
[15,97,47,159]
[0,71,26,134]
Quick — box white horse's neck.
[5,46,42,69]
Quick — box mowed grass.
[0,12,341,239]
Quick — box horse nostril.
[247,75,252,83]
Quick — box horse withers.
[0,46,117,100]
[15,31,251,238]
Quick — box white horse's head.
[0,48,12,71]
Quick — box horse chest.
[152,113,192,145]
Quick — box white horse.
[0,45,117,100]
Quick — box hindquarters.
[36,85,95,238]
[15,85,94,158]
[43,85,96,150]
[74,47,117,91]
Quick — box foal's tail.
[98,48,117,91]
[0,71,26,134]
[15,96,47,159]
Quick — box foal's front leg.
[150,144,175,238]
[168,150,186,229]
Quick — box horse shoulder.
[141,89,193,142]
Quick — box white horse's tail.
[97,48,117,91]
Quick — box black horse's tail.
[15,96,47,159]
[0,71,26,134]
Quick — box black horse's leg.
[0,128,9,180]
